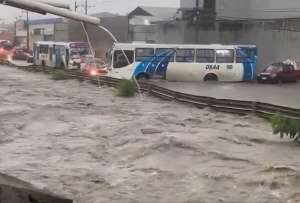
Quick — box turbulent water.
[157,81,300,109]
[0,65,300,203]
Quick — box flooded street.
[156,81,300,109]
[1,65,300,203]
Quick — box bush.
[51,70,69,80]
[117,79,137,97]
[271,114,300,141]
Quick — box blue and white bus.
[107,43,257,82]
[33,41,90,69]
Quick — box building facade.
[217,0,300,20]
[15,18,68,48]
[153,0,300,70]
[14,14,129,58]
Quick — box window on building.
[196,49,215,63]
[44,35,53,41]
[135,48,154,62]
[216,49,234,63]
[155,48,175,62]
[113,50,134,69]
[176,49,195,62]
[33,28,43,36]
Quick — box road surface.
[155,81,300,109]
[1,65,300,203]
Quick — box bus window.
[113,50,134,69]
[216,49,234,63]
[236,48,256,63]
[155,48,175,62]
[196,49,215,63]
[176,49,195,63]
[135,48,154,62]
[39,45,49,54]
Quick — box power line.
[74,0,95,15]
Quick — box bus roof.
[34,41,88,46]
[113,43,257,50]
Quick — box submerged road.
[155,81,300,109]
[1,65,300,203]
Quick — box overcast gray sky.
[0,0,179,22]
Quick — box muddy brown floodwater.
[0,65,300,203]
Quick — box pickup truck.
[257,62,300,83]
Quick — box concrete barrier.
[0,173,73,203]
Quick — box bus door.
[66,49,69,68]
[49,47,53,66]
[237,47,257,81]
[55,46,64,68]
[154,48,175,78]
[33,43,38,65]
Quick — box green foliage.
[271,114,300,141]
[51,70,69,80]
[117,79,137,97]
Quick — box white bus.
[107,43,257,82]
[33,41,90,69]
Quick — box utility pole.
[74,0,94,15]
[85,0,88,15]
[26,11,29,50]
[74,1,78,12]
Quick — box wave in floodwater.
[0,65,300,203]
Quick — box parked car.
[257,62,300,83]
[80,57,108,76]
[12,48,33,62]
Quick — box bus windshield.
[69,42,90,58]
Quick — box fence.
[8,63,300,120]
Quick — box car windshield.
[265,63,283,73]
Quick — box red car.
[0,41,15,60]
[257,62,300,83]
[80,57,108,76]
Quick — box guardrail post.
[251,101,257,114]
[208,98,214,108]
[147,83,153,94]
[173,92,177,100]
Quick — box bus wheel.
[204,73,218,82]
[136,73,149,81]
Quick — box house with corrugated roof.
[128,6,179,43]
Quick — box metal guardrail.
[5,62,300,120]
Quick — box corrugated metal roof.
[130,6,178,21]
[91,12,118,18]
